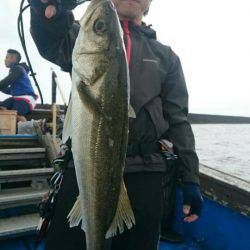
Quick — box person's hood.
[138,23,157,39]
[121,21,157,40]
[19,62,30,73]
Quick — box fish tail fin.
[67,196,86,231]
[105,178,135,239]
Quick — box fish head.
[72,0,123,87]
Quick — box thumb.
[183,205,191,215]
[45,5,57,19]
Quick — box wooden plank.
[0,153,45,161]
[0,187,48,209]
[0,213,39,240]
[34,121,59,164]
[200,164,250,192]
[0,159,46,168]
[0,147,46,162]
[26,108,64,121]
[52,103,57,145]
[0,110,17,135]
[0,140,39,148]
[0,135,39,148]
[26,109,53,121]
[0,148,45,154]
[44,133,59,163]
[0,168,54,183]
[200,164,250,216]
[0,134,38,139]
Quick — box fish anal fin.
[105,179,135,239]
[67,196,86,232]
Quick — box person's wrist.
[183,181,200,187]
[183,182,202,200]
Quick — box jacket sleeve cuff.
[182,174,200,186]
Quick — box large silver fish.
[62,0,135,249]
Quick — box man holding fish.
[29,0,203,249]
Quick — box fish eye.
[94,19,107,34]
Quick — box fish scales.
[63,0,135,249]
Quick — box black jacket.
[30,9,199,184]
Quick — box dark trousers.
[161,160,177,234]
[45,160,164,250]
[0,97,31,116]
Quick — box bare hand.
[183,205,199,223]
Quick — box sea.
[192,124,250,182]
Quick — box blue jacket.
[0,62,36,98]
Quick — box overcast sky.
[0,0,250,116]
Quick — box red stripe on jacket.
[123,21,131,66]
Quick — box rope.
[17,0,44,104]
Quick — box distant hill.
[189,113,250,124]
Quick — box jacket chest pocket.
[140,58,161,89]
[144,97,169,139]
[130,58,163,114]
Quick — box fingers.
[45,5,57,19]
[183,204,199,223]
[39,0,57,19]
[182,206,201,223]
[183,204,191,215]
[183,214,199,223]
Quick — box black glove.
[28,0,65,19]
[28,0,47,16]
[182,182,203,222]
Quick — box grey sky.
[0,0,250,116]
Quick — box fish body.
[63,0,135,249]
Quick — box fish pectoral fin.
[128,104,136,118]
[67,196,86,232]
[105,178,135,239]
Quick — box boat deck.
[160,240,205,250]
[0,237,205,250]
[0,129,249,249]
[1,192,250,250]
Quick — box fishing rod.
[18,0,44,104]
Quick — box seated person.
[0,49,37,122]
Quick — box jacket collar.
[121,21,157,40]
[10,62,18,69]
[137,22,157,39]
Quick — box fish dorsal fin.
[105,178,135,238]
[67,196,87,232]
